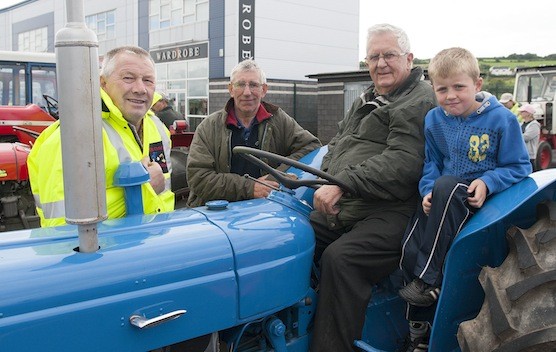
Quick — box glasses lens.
[366,53,404,65]
[233,82,262,91]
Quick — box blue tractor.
[1,145,555,351]
[2,0,554,350]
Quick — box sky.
[0,0,22,10]
[2,0,554,60]
[359,0,556,60]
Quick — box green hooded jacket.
[186,99,321,207]
[322,67,436,228]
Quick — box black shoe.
[397,334,429,352]
[398,279,440,307]
[408,335,429,352]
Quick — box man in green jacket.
[310,24,436,352]
[186,59,321,207]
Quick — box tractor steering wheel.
[43,94,59,120]
[232,146,357,195]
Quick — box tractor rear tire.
[535,141,552,171]
[170,147,189,206]
[457,205,556,352]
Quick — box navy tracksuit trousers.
[400,175,477,322]
[400,175,476,288]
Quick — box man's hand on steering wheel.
[313,184,343,215]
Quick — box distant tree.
[479,63,491,72]
[545,54,556,60]
[413,58,429,65]
[507,53,540,60]
[483,77,514,99]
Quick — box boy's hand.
[468,179,488,208]
[422,192,433,215]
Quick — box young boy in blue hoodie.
[397,47,531,351]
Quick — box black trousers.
[310,204,415,352]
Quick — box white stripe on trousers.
[418,182,471,279]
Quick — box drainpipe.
[293,82,297,118]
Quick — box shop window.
[155,58,208,132]
[86,10,116,41]
[188,98,207,115]
[17,27,48,52]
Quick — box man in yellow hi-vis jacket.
[28,46,174,227]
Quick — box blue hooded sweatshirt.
[419,92,532,197]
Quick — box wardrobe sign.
[151,43,208,63]
[239,0,255,59]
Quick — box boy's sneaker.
[408,335,429,352]
[397,334,429,352]
[398,279,440,307]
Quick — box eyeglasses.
[231,81,264,91]
[364,52,407,65]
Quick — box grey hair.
[366,23,411,55]
[100,45,155,78]
[230,59,267,84]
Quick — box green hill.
[359,55,556,99]
[412,57,556,98]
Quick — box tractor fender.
[431,169,556,351]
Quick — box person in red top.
[186,59,321,207]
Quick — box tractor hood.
[0,196,314,351]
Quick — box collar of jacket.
[100,89,154,128]
[365,66,425,102]
[224,98,273,127]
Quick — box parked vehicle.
[0,51,58,230]
[514,65,556,170]
[0,50,57,108]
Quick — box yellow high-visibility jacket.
[28,89,174,227]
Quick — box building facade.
[0,0,359,136]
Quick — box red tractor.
[0,51,58,230]
[0,104,56,230]
[514,65,556,170]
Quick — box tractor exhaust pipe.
[55,0,106,252]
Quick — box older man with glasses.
[310,23,437,351]
[186,59,321,207]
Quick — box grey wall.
[12,12,54,51]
